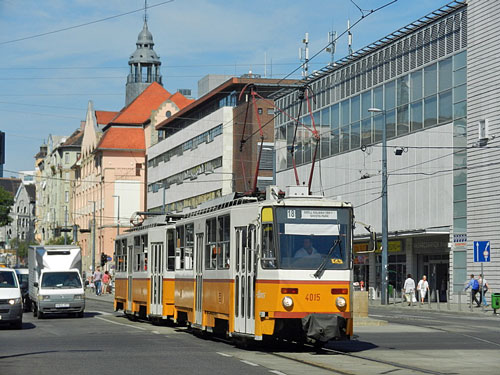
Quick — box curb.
[354,317,388,326]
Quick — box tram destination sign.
[473,241,491,263]
[301,210,337,220]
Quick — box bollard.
[392,287,396,305]
[458,291,462,312]
[447,290,450,310]
[436,289,440,311]
[428,289,432,309]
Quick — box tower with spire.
[125,2,162,106]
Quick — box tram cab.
[174,186,353,343]
[114,216,177,321]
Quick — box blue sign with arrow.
[473,241,491,263]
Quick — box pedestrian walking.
[93,266,103,296]
[403,274,416,305]
[417,275,430,303]
[479,274,489,307]
[464,274,481,307]
[102,271,111,295]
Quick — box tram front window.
[275,207,350,270]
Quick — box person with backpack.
[464,274,481,307]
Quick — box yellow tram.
[115,186,353,343]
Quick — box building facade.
[275,1,471,300]
[148,77,297,213]
[35,131,82,244]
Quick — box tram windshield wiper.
[313,238,342,279]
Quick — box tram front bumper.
[301,313,347,342]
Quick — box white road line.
[152,330,160,334]
[216,352,233,357]
[269,371,287,375]
[94,316,147,331]
[240,360,259,367]
[89,310,112,316]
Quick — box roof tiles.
[96,127,145,151]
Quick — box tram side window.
[176,225,185,270]
[121,239,127,272]
[133,235,148,272]
[217,215,230,269]
[205,218,217,269]
[261,223,277,269]
[185,223,194,270]
[142,235,148,271]
[166,229,175,271]
[115,240,126,272]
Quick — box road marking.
[89,310,112,316]
[152,330,160,334]
[269,371,287,375]
[241,360,259,367]
[216,352,233,357]
[94,316,147,331]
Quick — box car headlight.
[336,296,346,308]
[8,298,21,305]
[38,295,50,301]
[73,294,84,300]
[282,296,294,308]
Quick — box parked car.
[15,268,30,311]
[0,267,23,329]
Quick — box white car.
[0,267,23,329]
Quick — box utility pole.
[89,200,96,273]
[113,195,120,237]
[64,206,68,245]
[368,107,388,305]
[299,32,309,78]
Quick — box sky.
[0,0,448,174]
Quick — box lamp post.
[89,200,96,273]
[113,195,120,237]
[368,107,388,305]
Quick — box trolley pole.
[369,107,388,305]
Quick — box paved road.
[1,299,500,375]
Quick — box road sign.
[473,241,491,262]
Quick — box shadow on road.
[325,339,378,353]
[0,349,101,360]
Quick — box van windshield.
[41,271,82,289]
[0,270,18,288]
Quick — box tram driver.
[294,237,320,258]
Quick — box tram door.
[195,233,204,326]
[235,225,256,334]
[150,243,163,315]
[127,243,133,312]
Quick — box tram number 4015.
[305,293,320,302]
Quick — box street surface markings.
[269,371,287,375]
[88,310,112,316]
[151,330,160,334]
[241,360,259,367]
[94,316,147,331]
[216,352,233,357]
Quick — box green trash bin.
[387,284,394,298]
[491,293,500,314]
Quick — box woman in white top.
[417,275,430,303]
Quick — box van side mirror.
[33,282,38,288]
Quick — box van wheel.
[12,319,22,329]
[32,303,37,317]
[77,311,84,318]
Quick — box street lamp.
[88,200,96,273]
[112,195,120,237]
[368,107,388,305]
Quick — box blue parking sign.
[473,241,491,262]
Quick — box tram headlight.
[336,296,346,308]
[282,296,294,308]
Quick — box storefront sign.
[353,240,402,253]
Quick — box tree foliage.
[9,238,38,259]
[47,236,67,245]
[0,186,14,226]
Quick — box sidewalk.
[369,298,499,316]
[85,288,114,304]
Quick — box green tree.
[10,238,38,259]
[0,186,14,226]
[47,236,66,245]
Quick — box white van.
[0,267,23,329]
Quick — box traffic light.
[101,253,108,267]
